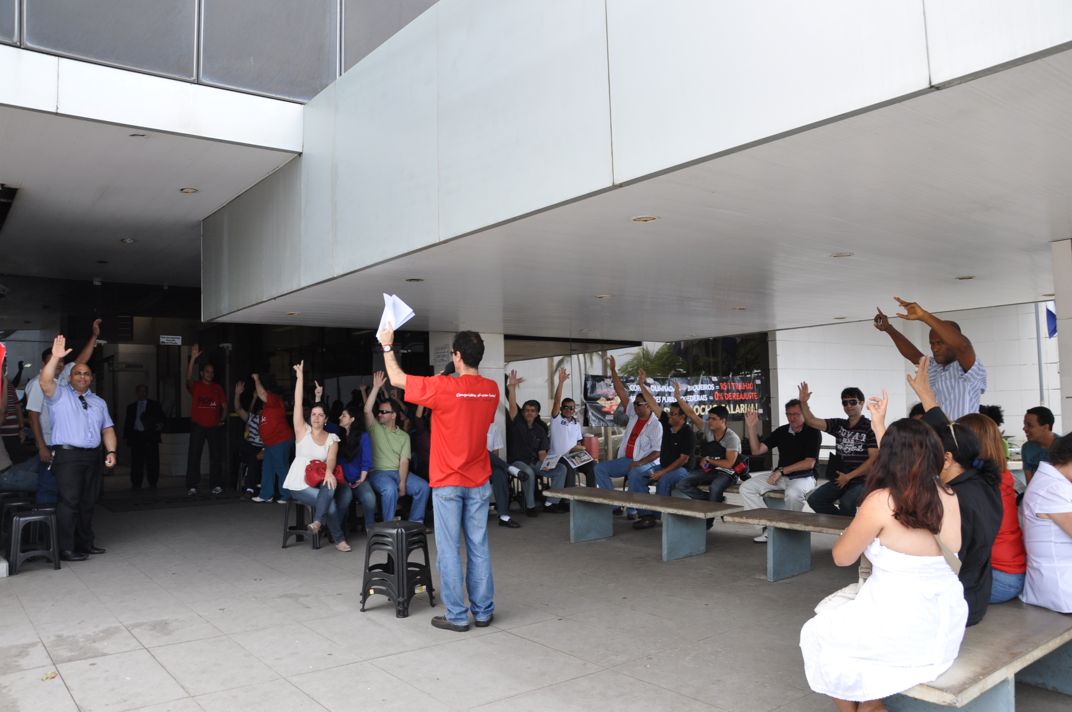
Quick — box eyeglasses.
[78,395,88,411]
[376,410,393,415]
[842,399,860,406]
[561,405,575,411]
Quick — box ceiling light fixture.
[594,294,611,300]
[955,275,975,281]
[404,277,424,283]
[833,316,847,320]
[732,306,747,311]
[179,187,199,195]
[128,132,147,138]
[119,237,136,245]
[96,260,109,265]
[631,215,658,223]
[286,311,302,317]
[830,251,855,258]
[1042,293,1055,297]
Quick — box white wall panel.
[300,83,337,286]
[0,44,57,111]
[435,0,613,238]
[925,0,1072,84]
[606,0,930,182]
[333,6,439,273]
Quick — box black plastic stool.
[360,520,435,617]
[9,509,60,574]
[281,499,322,549]
[1,497,34,547]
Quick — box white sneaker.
[211,486,223,495]
[753,533,768,544]
[186,488,197,496]
[251,496,270,503]
[277,499,289,504]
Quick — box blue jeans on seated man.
[369,469,430,523]
[508,461,539,509]
[0,457,40,493]
[432,483,494,627]
[595,457,657,516]
[636,466,689,519]
[990,567,1025,603]
[540,461,568,505]
[806,478,865,517]
[677,469,736,502]
[285,485,346,542]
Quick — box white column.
[1051,240,1072,432]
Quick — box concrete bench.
[721,508,850,581]
[544,487,741,561]
[888,601,1072,710]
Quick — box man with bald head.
[40,334,117,561]
[874,297,987,420]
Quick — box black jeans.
[807,478,865,517]
[52,447,102,552]
[186,423,224,489]
[128,432,160,488]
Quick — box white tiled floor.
[0,495,1064,711]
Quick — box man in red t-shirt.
[185,344,227,495]
[379,324,499,633]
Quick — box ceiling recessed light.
[955,275,975,281]
[128,132,147,138]
[1042,293,1055,297]
[833,316,847,320]
[594,294,611,300]
[95,260,109,265]
[286,311,302,317]
[119,237,136,245]
[631,215,658,223]
[179,187,199,195]
[830,251,855,258]
[404,277,424,283]
[732,306,747,311]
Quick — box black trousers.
[128,432,160,488]
[52,447,102,553]
[186,423,224,489]
[239,441,263,492]
[807,478,866,517]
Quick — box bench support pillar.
[762,495,786,510]
[888,676,1014,711]
[1019,637,1072,695]
[569,501,613,543]
[661,514,706,561]
[767,528,811,581]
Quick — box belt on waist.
[55,445,100,452]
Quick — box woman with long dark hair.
[337,406,376,533]
[800,418,967,712]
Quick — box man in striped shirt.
[874,297,987,420]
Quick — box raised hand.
[251,372,261,382]
[866,390,888,423]
[673,381,682,399]
[894,297,925,321]
[606,355,616,372]
[314,380,323,402]
[637,367,647,383]
[293,361,304,378]
[906,356,931,398]
[744,409,759,430]
[377,320,394,347]
[372,371,386,390]
[558,367,569,385]
[234,380,245,396]
[190,343,201,361]
[51,335,72,361]
[91,318,102,337]
[798,381,812,404]
[873,308,891,332]
[507,369,524,388]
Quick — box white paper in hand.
[378,293,415,335]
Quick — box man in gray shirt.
[675,393,742,503]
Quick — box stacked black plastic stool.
[9,508,60,574]
[360,520,435,618]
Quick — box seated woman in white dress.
[1021,432,1072,613]
[282,361,350,552]
[800,418,968,712]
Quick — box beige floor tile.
[291,661,450,712]
[195,679,326,712]
[59,649,188,712]
[149,635,279,696]
[0,665,78,712]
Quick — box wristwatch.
[382,344,393,353]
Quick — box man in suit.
[124,385,164,489]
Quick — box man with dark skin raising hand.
[874,296,986,420]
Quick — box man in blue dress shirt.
[40,334,117,562]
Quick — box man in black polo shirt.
[633,373,694,530]
[505,370,545,517]
[740,400,821,543]
[799,382,878,517]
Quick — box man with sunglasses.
[544,367,589,512]
[39,334,117,562]
[365,371,429,524]
[593,356,663,519]
[799,383,878,518]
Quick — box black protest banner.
[583,371,768,427]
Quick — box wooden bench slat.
[544,487,740,519]
[722,508,851,536]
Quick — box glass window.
[343,0,437,71]
[23,0,197,79]
[0,0,16,45]
[201,0,338,102]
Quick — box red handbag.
[304,459,342,487]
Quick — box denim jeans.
[509,461,539,509]
[260,440,293,501]
[350,480,377,530]
[0,457,40,492]
[990,568,1025,603]
[636,466,688,519]
[595,457,656,516]
[541,462,568,504]
[432,483,494,626]
[806,478,865,517]
[285,486,346,542]
[677,469,735,502]
[369,469,430,523]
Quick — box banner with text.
[583,371,768,427]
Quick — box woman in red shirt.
[958,413,1026,603]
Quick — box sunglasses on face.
[377,410,393,415]
[561,405,575,411]
[842,399,860,406]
